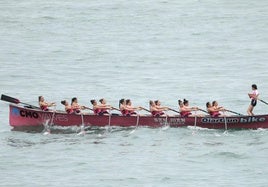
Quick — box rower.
[90,99,111,116]
[38,96,56,111]
[61,100,74,114]
[119,99,128,116]
[149,100,167,117]
[206,101,225,117]
[154,100,169,114]
[99,98,111,115]
[71,97,85,114]
[125,99,141,116]
[179,99,199,117]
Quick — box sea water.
[0,0,268,186]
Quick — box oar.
[161,115,169,130]
[44,106,57,135]
[140,107,151,113]
[83,106,93,111]
[259,99,268,105]
[168,108,180,114]
[111,107,120,111]
[225,109,243,116]
[198,108,209,114]
[77,113,86,135]
[1,94,40,109]
[129,113,140,134]
[223,111,228,131]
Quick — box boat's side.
[8,104,268,130]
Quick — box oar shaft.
[1,94,40,109]
[168,108,180,114]
[259,99,268,105]
[225,109,242,116]
[83,106,93,111]
[111,107,120,111]
[141,107,151,113]
[198,108,209,114]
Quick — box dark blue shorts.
[251,99,257,107]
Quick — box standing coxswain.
[247,84,259,116]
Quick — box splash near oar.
[1,94,40,109]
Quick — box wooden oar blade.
[1,94,20,104]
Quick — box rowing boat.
[6,104,268,131]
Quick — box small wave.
[256,128,268,132]
[197,151,248,159]
[6,137,35,148]
[40,16,56,20]
[214,151,247,159]
[203,141,224,146]
[119,142,133,146]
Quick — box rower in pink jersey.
[149,100,168,117]
[61,100,74,114]
[90,99,111,116]
[38,96,55,111]
[119,99,128,116]
[206,101,225,117]
[125,99,142,116]
[178,99,199,117]
[71,97,85,114]
[99,98,111,115]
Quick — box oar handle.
[111,107,120,111]
[83,106,93,111]
[21,102,40,109]
[168,108,180,114]
[140,107,151,113]
[198,108,209,114]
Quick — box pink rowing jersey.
[66,108,74,114]
[151,111,164,117]
[180,111,192,117]
[94,108,101,115]
[121,109,128,116]
[210,111,220,117]
[40,105,48,111]
[250,90,259,99]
